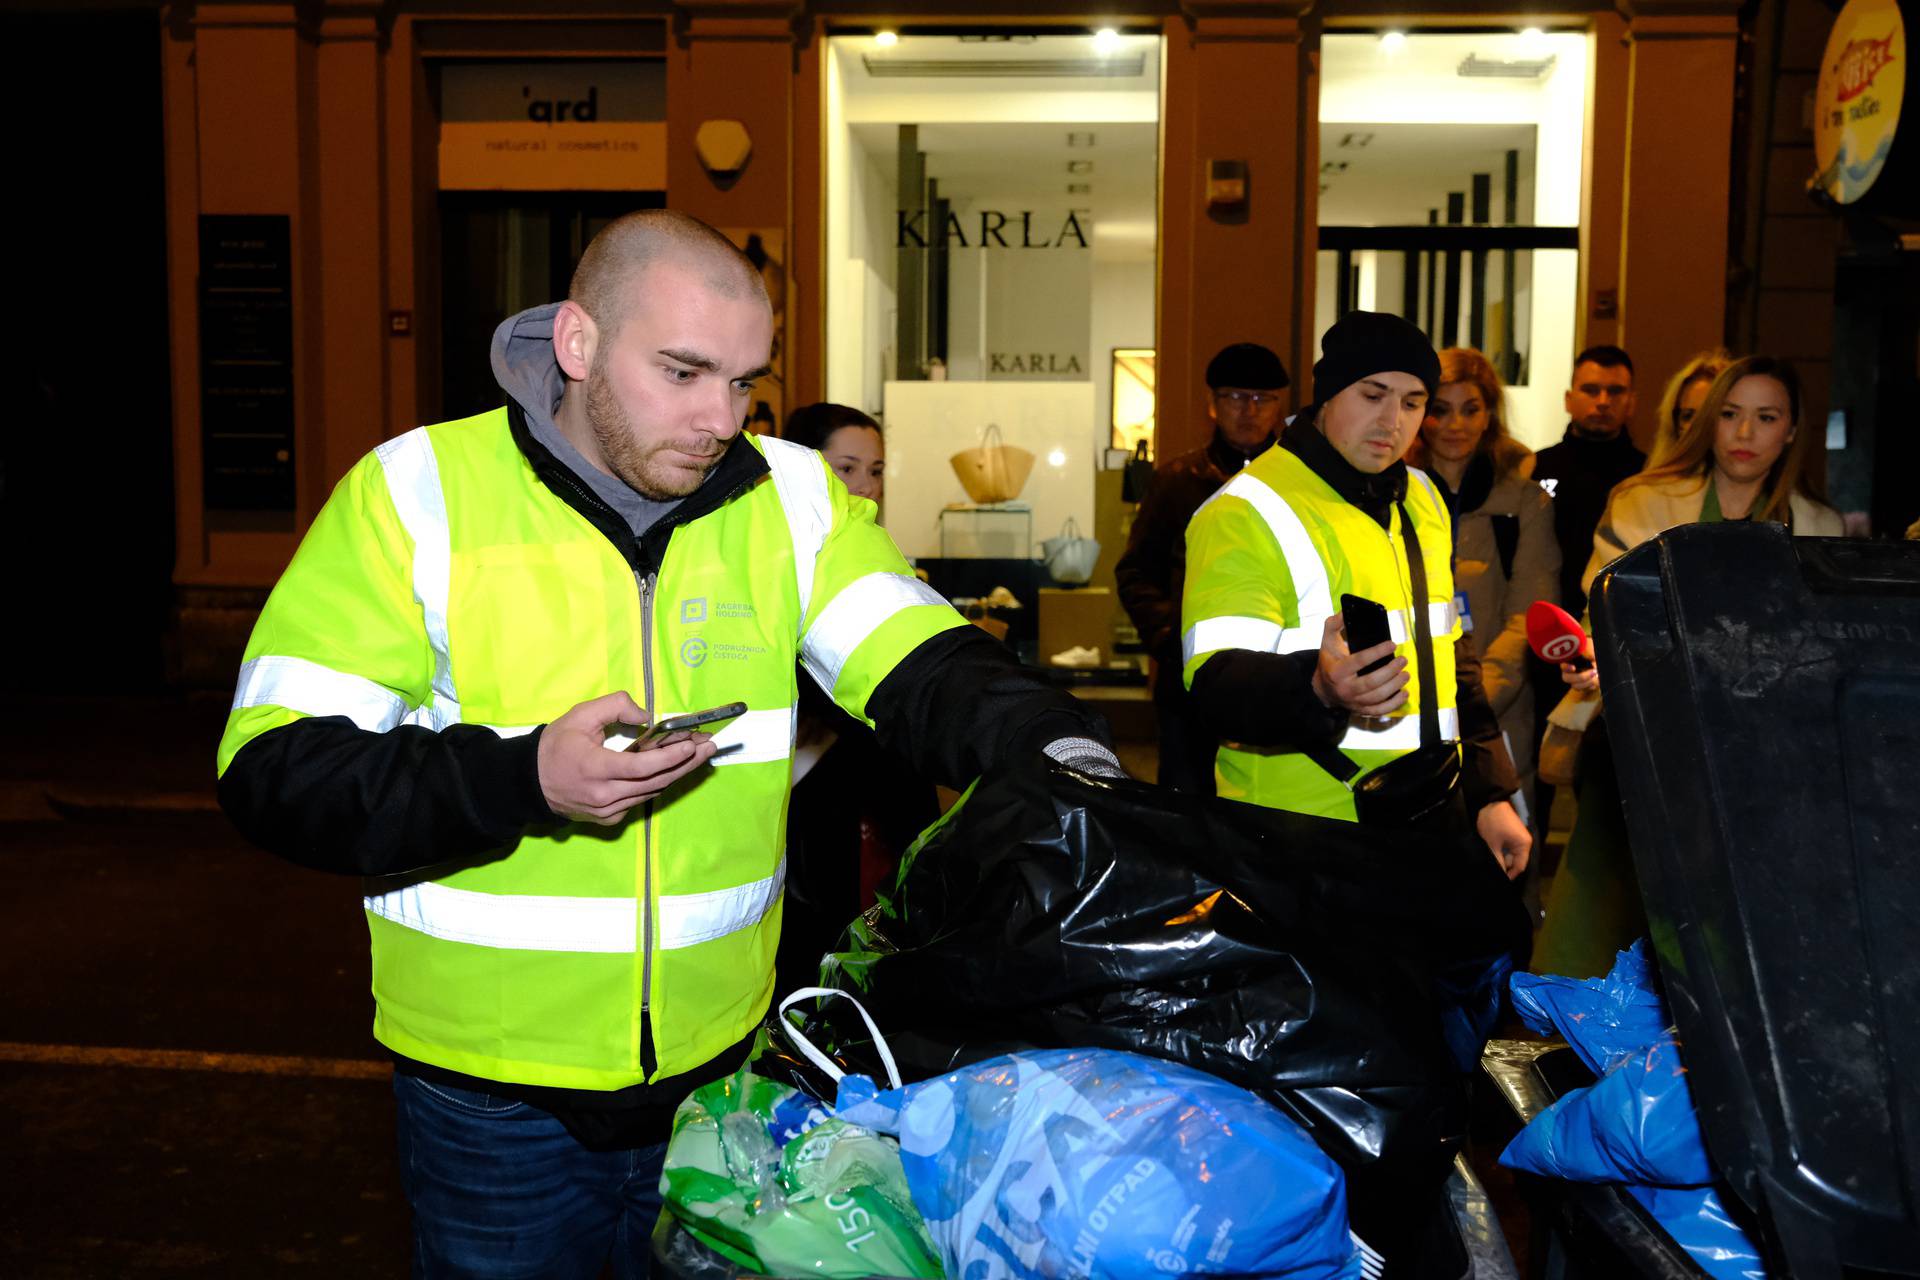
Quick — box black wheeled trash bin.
[1492,524,1920,1279]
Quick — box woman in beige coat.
[1406,347,1560,803]
[1580,354,1843,599]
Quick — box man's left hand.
[1476,800,1531,880]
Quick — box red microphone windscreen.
[1526,600,1588,663]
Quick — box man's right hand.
[1311,613,1410,717]
[537,691,719,825]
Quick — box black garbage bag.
[801,764,1531,1277]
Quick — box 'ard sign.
[897,209,1090,249]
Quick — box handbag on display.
[948,423,1036,505]
[1039,517,1101,584]
[1121,440,1155,504]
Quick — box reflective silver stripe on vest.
[375,429,461,729]
[1340,707,1461,751]
[760,437,833,627]
[1407,467,1445,522]
[801,572,951,695]
[656,859,787,950]
[366,881,637,953]
[1182,615,1285,665]
[363,860,787,954]
[232,655,410,732]
[1211,472,1335,621]
[1386,602,1461,645]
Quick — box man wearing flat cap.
[1181,313,1530,875]
[1116,342,1290,794]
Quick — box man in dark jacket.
[1531,344,1644,620]
[1115,342,1289,793]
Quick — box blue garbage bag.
[1509,939,1669,1075]
[1501,1033,1712,1185]
[1501,942,1768,1280]
[1628,1187,1766,1280]
[834,1047,1362,1280]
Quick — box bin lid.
[1590,524,1920,1278]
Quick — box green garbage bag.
[661,1064,943,1278]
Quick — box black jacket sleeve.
[1113,477,1185,657]
[1185,649,1348,748]
[218,717,556,877]
[864,625,1113,789]
[1454,632,1521,815]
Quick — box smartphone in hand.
[631,701,747,751]
[1339,594,1394,676]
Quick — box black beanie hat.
[1205,342,1291,391]
[1310,311,1440,404]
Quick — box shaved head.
[568,209,767,338]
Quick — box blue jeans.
[392,1073,669,1279]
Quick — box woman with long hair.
[1581,354,1841,600]
[1405,348,1559,818]
[1537,355,1842,977]
[1646,347,1733,468]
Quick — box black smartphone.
[1340,593,1394,675]
[632,701,747,750]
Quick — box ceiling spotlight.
[1067,159,1094,174]
[1067,131,1096,148]
[1092,28,1121,55]
[874,30,898,48]
[1067,182,1092,194]
[1380,30,1408,54]
[1517,26,1548,56]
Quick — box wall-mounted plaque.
[199,214,295,512]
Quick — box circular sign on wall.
[1814,0,1908,204]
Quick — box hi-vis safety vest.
[1180,445,1461,820]
[216,410,963,1090]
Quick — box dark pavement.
[1,694,409,1276]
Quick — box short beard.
[583,357,726,500]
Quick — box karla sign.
[1814,0,1908,204]
[897,209,1090,249]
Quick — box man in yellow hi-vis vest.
[217,211,1121,1277]
[1181,311,1529,876]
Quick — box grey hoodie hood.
[489,302,683,539]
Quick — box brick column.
[1159,1,1318,460]
[1614,0,1742,454]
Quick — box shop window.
[825,31,1160,561]
[1316,31,1586,447]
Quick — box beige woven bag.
[949,423,1036,505]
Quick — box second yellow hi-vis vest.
[217,410,964,1090]
[1181,444,1461,819]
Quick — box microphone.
[1527,601,1593,671]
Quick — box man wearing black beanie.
[1180,311,1530,876]
[1116,341,1290,794]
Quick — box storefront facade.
[160,0,1750,666]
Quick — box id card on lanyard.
[1455,590,1474,635]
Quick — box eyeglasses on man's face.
[1215,390,1282,408]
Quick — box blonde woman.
[1406,348,1559,802]
[1646,347,1733,467]
[1538,355,1841,977]
[1579,354,1842,606]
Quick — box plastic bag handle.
[776,987,903,1091]
[979,422,1003,450]
[1057,516,1081,540]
